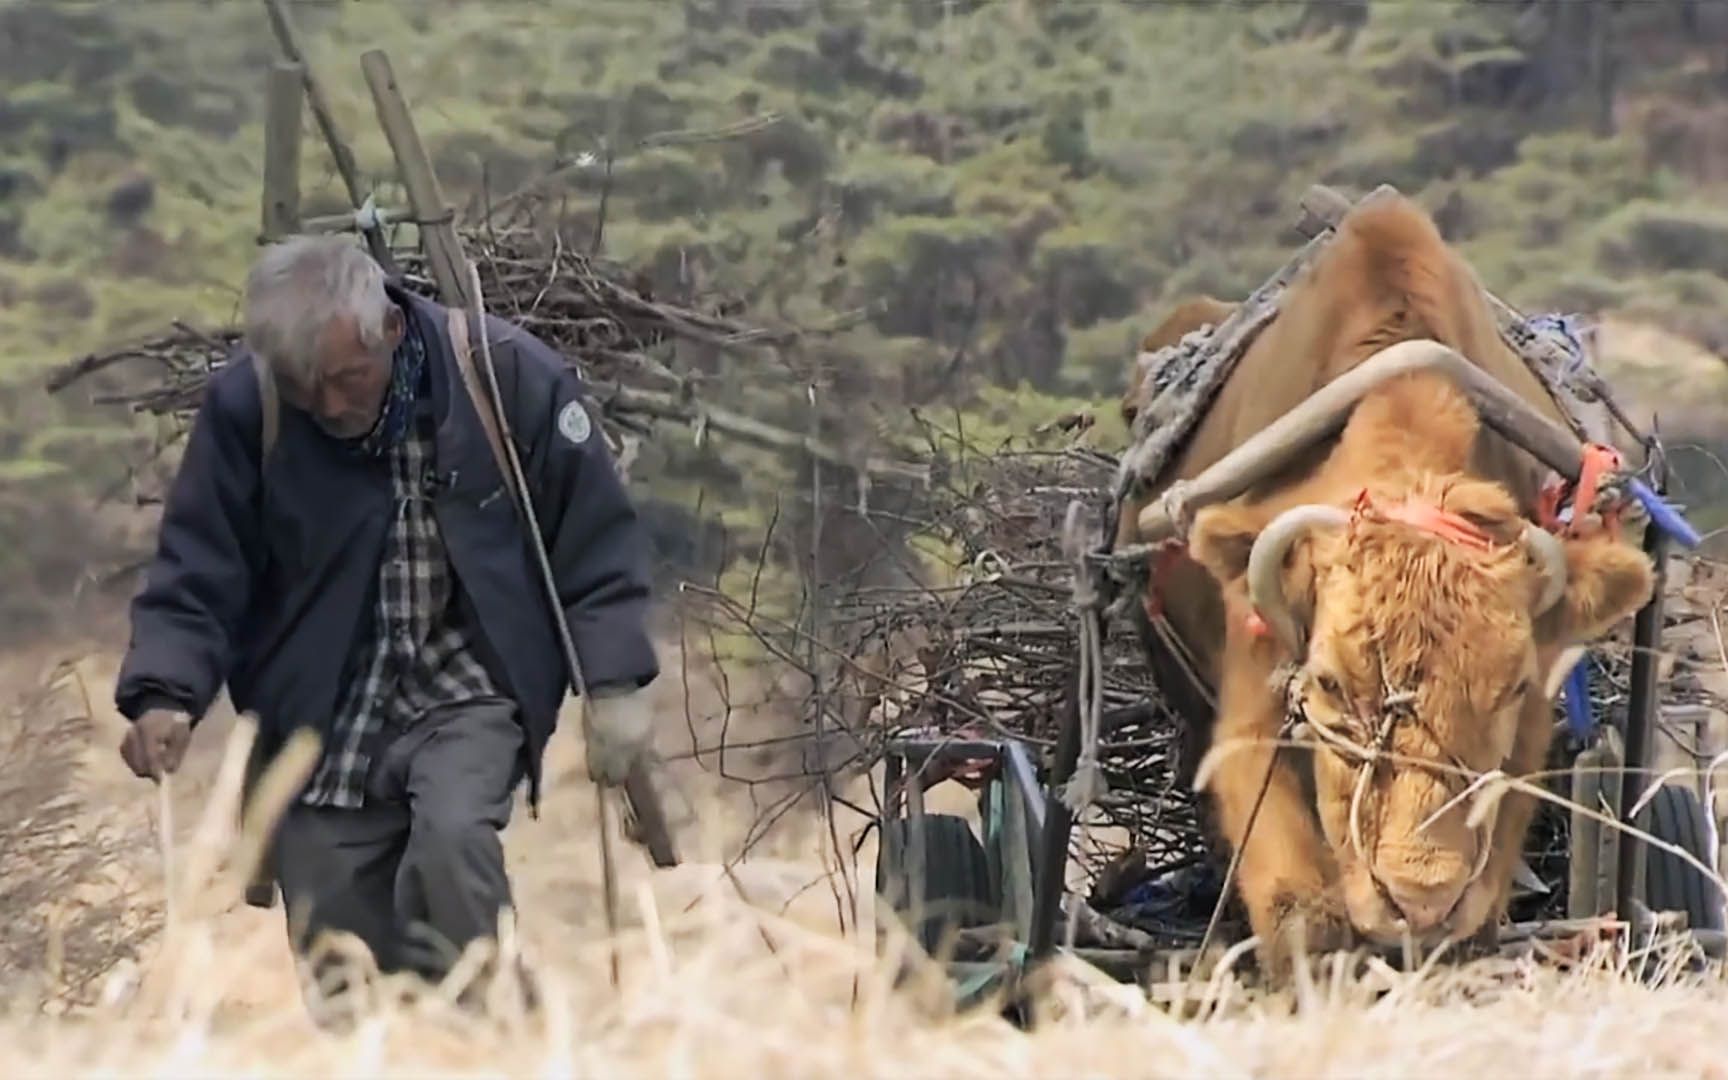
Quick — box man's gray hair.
[243,235,393,387]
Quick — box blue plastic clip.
[1626,477,1702,550]
[1561,658,1595,739]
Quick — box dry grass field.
[1,631,1726,1079]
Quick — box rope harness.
[1062,503,1109,814]
[1277,661,1498,905]
[1265,487,1522,909]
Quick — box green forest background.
[4,0,1728,643]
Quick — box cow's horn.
[1246,504,1350,655]
[1522,523,1568,617]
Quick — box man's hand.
[119,709,192,781]
[583,690,652,786]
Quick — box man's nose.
[314,384,341,421]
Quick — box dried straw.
[1,708,1724,1078]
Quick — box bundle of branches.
[425,227,786,432]
[45,321,241,419]
[44,223,909,484]
[849,447,1202,872]
[687,420,1210,890]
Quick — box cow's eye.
[1488,677,1532,713]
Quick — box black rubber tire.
[1636,783,1725,933]
[875,813,999,955]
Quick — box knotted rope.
[1060,501,1109,814]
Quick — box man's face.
[280,308,403,439]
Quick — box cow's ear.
[1551,532,1655,644]
[1188,504,1263,586]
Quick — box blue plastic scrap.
[1560,657,1595,739]
[1554,487,1697,740]
[1523,312,1594,382]
[1626,477,1703,550]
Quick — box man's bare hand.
[120,710,192,781]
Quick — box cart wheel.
[875,813,999,956]
[1636,783,1725,933]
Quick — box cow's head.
[1187,477,1654,941]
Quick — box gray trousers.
[274,696,525,981]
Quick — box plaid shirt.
[300,376,500,809]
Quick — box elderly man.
[113,235,659,993]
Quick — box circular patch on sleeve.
[557,400,592,446]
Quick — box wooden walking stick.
[460,260,684,982]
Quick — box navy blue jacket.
[114,288,660,805]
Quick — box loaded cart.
[870,183,1726,1006]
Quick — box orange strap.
[1240,489,1494,638]
[1352,487,1494,551]
[1538,443,1625,539]
[1574,444,1621,521]
[1573,443,1624,539]
[1241,454,1627,640]
[1373,498,1494,551]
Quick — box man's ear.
[1188,503,1264,586]
[1550,533,1656,644]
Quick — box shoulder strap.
[251,349,279,461]
[447,305,523,511]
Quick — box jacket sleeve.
[114,367,264,723]
[507,334,659,695]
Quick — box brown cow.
[1114,195,1655,967]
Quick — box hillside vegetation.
[4,0,1728,621]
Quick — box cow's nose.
[1385,878,1465,932]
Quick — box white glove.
[583,689,653,786]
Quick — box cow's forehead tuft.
[1315,531,1534,694]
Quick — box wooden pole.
[1132,339,1588,543]
[1616,458,1670,925]
[260,61,304,242]
[300,206,413,234]
[260,0,396,271]
[359,48,470,309]
[602,385,930,485]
